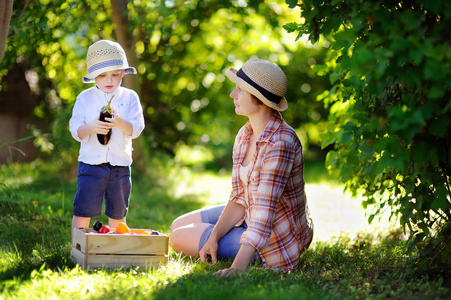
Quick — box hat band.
[236,69,282,104]
[88,59,124,74]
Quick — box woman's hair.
[251,94,276,112]
[251,94,264,105]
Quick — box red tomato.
[99,225,111,233]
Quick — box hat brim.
[82,66,137,83]
[226,67,288,111]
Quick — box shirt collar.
[93,85,121,99]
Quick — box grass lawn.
[0,160,449,299]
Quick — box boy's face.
[95,69,125,93]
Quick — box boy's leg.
[73,162,108,218]
[104,165,131,220]
[71,215,90,246]
[108,217,126,229]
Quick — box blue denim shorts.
[73,162,131,219]
[198,204,261,263]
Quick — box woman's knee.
[170,210,202,233]
[170,223,211,257]
[170,225,199,256]
[170,227,184,253]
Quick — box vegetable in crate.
[116,222,131,234]
[93,220,103,231]
[97,95,114,145]
[99,225,111,233]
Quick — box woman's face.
[95,69,125,94]
[230,85,261,117]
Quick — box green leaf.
[321,133,336,149]
[428,84,446,99]
[329,72,341,84]
[428,115,449,137]
[424,58,446,80]
[285,0,299,9]
[359,141,374,158]
[342,75,363,88]
[431,185,451,211]
[333,28,356,50]
[409,48,423,65]
[417,0,442,15]
[325,150,338,168]
[283,22,299,33]
[339,131,353,144]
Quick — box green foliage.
[1,0,331,168]
[286,0,451,261]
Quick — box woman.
[170,58,313,276]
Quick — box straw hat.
[226,58,288,111]
[82,40,137,83]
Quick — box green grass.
[0,161,450,299]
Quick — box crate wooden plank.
[71,227,169,270]
[71,244,87,267]
[72,227,169,255]
[71,247,168,270]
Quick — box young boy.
[69,40,145,240]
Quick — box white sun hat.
[226,58,288,111]
[82,40,137,83]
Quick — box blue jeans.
[73,162,131,219]
[198,204,261,263]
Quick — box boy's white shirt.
[69,86,145,166]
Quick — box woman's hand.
[198,201,245,265]
[198,237,219,264]
[214,267,246,277]
[214,244,256,277]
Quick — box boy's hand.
[89,119,113,135]
[104,106,133,136]
[77,119,112,140]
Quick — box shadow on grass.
[152,234,451,300]
[151,258,327,300]
[0,217,75,282]
[0,167,209,283]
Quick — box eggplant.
[97,95,114,145]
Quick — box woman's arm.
[215,244,256,277]
[199,201,245,263]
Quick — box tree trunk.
[0,0,14,64]
[110,0,141,96]
[110,0,145,171]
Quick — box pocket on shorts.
[77,162,88,176]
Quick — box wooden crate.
[71,227,169,270]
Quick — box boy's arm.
[125,92,145,138]
[77,119,112,139]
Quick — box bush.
[285,0,451,262]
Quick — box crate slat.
[71,248,168,269]
[71,227,169,270]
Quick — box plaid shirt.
[229,111,313,270]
